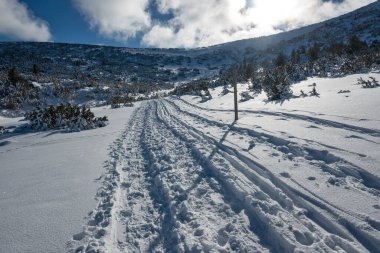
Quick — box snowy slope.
[70,73,380,252]
[0,106,136,253]
[1,1,379,252]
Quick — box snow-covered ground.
[1,73,380,253]
[69,73,380,252]
[0,106,136,253]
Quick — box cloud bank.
[73,0,151,40]
[74,0,376,48]
[0,0,51,41]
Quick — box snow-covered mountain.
[0,1,379,85]
[211,1,380,53]
[1,2,380,253]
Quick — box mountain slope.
[0,1,379,85]
[213,0,380,64]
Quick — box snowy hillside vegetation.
[0,1,379,116]
[1,1,380,252]
[69,73,380,252]
[25,104,108,131]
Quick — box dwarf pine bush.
[357,77,379,88]
[25,104,108,131]
[262,67,292,101]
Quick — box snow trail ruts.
[140,102,269,252]
[156,100,331,253]
[166,99,380,195]
[157,99,380,252]
[175,97,380,138]
[108,106,162,252]
[167,98,380,211]
[69,102,271,253]
[68,106,163,253]
[70,99,380,253]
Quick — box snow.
[184,73,380,127]
[31,81,42,88]
[1,73,380,253]
[69,74,380,252]
[0,105,136,253]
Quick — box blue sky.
[0,0,375,48]
[22,0,140,47]
[0,0,141,47]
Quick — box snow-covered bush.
[262,68,292,101]
[0,68,39,110]
[172,79,212,99]
[219,85,231,96]
[25,104,108,131]
[109,96,134,109]
[240,91,253,102]
[200,89,212,102]
[299,90,307,97]
[357,77,379,88]
[309,87,320,96]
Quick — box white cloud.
[73,0,151,40]
[0,0,51,41]
[74,0,376,48]
[143,0,376,48]
[143,0,258,48]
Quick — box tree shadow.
[208,121,236,161]
[0,123,36,141]
[264,94,302,106]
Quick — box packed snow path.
[71,98,380,253]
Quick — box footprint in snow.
[194,228,204,236]
[247,141,255,151]
[280,172,291,178]
[217,228,229,246]
[327,177,345,186]
[293,230,314,246]
[72,231,86,241]
[277,146,290,153]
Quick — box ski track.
[175,97,380,138]
[158,100,380,252]
[170,98,380,191]
[167,99,380,195]
[69,99,380,253]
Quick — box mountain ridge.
[0,1,379,86]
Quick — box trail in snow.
[176,97,380,138]
[70,103,268,252]
[167,99,380,194]
[70,99,380,253]
[157,99,379,252]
